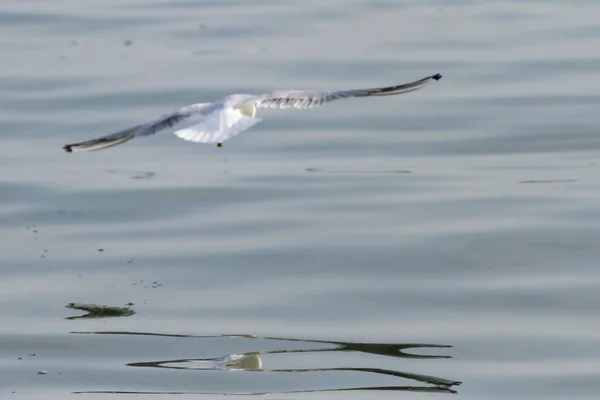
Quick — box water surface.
[2,1,600,399]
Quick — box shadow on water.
[71,331,462,395]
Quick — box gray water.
[2,1,600,399]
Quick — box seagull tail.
[63,125,140,153]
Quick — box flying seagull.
[63,73,442,153]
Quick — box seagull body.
[62,73,442,153]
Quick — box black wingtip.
[432,73,442,81]
[63,145,73,153]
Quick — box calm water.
[2,1,600,399]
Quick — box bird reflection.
[65,303,135,319]
[71,331,461,395]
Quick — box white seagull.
[63,73,442,153]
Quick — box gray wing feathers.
[344,73,442,97]
[62,124,141,153]
[253,90,353,109]
[254,73,442,110]
[62,103,214,153]
[134,103,216,137]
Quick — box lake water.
[2,1,600,399]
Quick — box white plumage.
[63,73,442,153]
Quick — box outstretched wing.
[62,103,216,153]
[174,107,263,144]
[253,73,442,110]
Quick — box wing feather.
[253,73,442,110]
[63,102,215,153]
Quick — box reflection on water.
[104,169,157,180]
[305,167,413,174]
[65,303,135,319]
[76,386,457,396]
[72,331,461,395]
[517,179,577,184]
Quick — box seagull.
[62,73,442,153]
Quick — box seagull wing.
[253,73,442,110]
[62,73,442,152]
[174,106,263,144]
[62,103,216,153]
